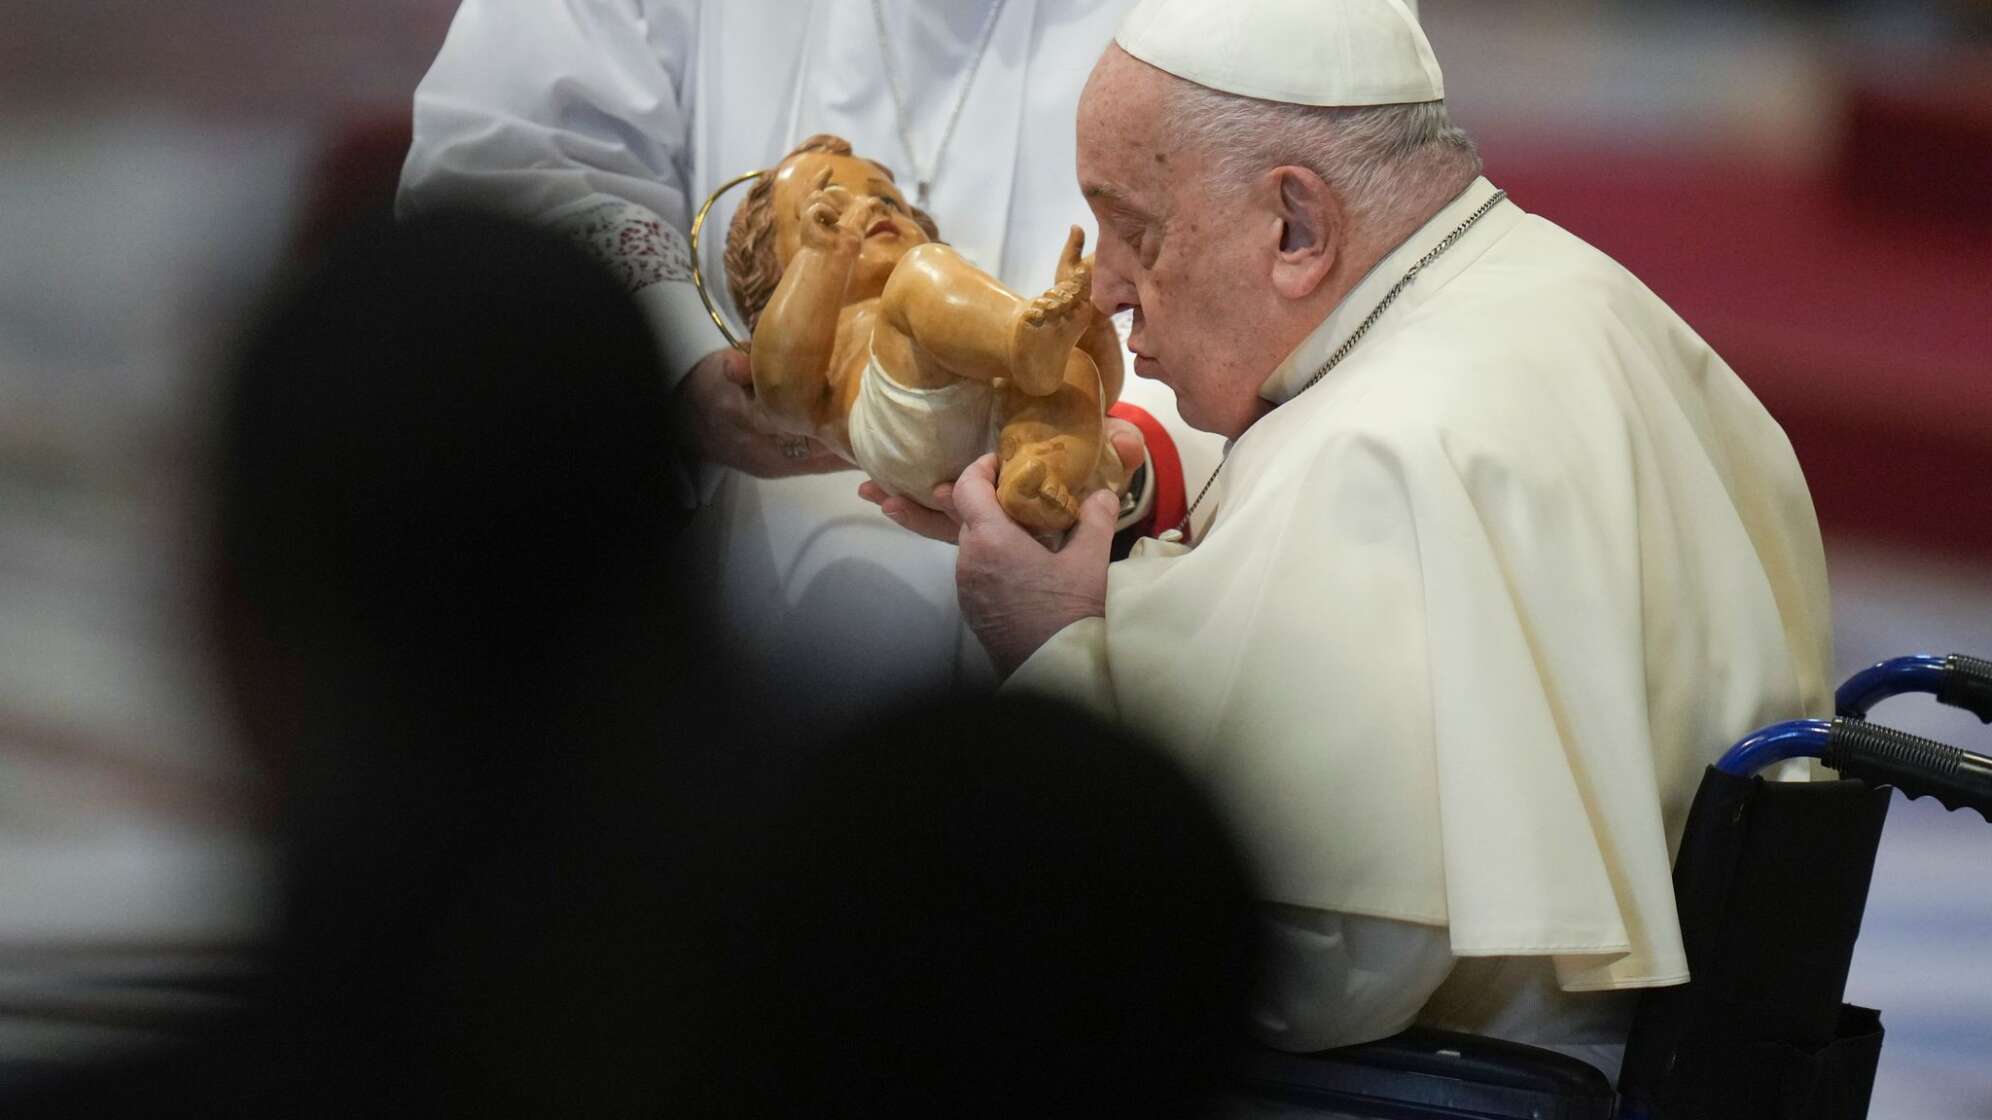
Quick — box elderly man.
[871,0,1833,1077]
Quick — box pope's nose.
[1090,261,1136,318]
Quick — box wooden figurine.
[724,134,1128,534]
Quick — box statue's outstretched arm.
[751,187,863,427]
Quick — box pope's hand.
[672,348,848,477]
[950,453,1120,677]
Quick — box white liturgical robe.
[1010,178,1834,1001]
[400,0,1221,712]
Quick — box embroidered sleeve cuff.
[547,196,729,390]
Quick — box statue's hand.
[799,167,860,253]
[799,198,857,253]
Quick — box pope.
[870,0,1834,1078]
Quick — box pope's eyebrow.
[1084,184,1155,230]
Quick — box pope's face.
[1076,50,1281,439]
[772,151,928,299]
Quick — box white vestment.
[399,0,1222,713]
[1009,179,1834,1051]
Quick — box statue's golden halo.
[687,168,765,353]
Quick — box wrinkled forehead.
[1076,47,1176,200]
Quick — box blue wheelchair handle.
[1715,719,1833,776]
[1716,718,1992,820]
[1835,652,1992,723]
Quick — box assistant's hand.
[672,348,848,478]
[950,453,1121,677]
[857,418,1146,543]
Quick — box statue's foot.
[1009,265,1093,397]
[999,444,1084,534]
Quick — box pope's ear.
[1265,165,1340,300]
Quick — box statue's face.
[772,151,929,296]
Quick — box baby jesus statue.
[723,134,1128,534]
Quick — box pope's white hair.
[1162,80,1482,227]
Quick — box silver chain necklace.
[1166,190,1509,543]
[869,0,1008,209]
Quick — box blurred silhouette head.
[212,211,679,765]
[714,693,1262,1118]
[207,211,702,1113]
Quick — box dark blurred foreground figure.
[16,212,1261,1117]
[19,211,716,1116]
[211,211,713,1114]
[706,694,1262,1119]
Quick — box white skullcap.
[1114,0,1445,107]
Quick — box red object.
[1109,401,1186,540]
[1836,54,1992,230]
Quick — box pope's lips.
[1127,328,1158,372]
[865,219,898,238]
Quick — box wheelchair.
[1234,652,1992,1120]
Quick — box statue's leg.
[878,243,1093,397]
[1054,227,1125,409]
[992,348,1121,535]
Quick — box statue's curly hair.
[723,134,942,331]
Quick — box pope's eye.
[878,196,902,212]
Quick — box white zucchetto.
[1114,0,1445,107]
